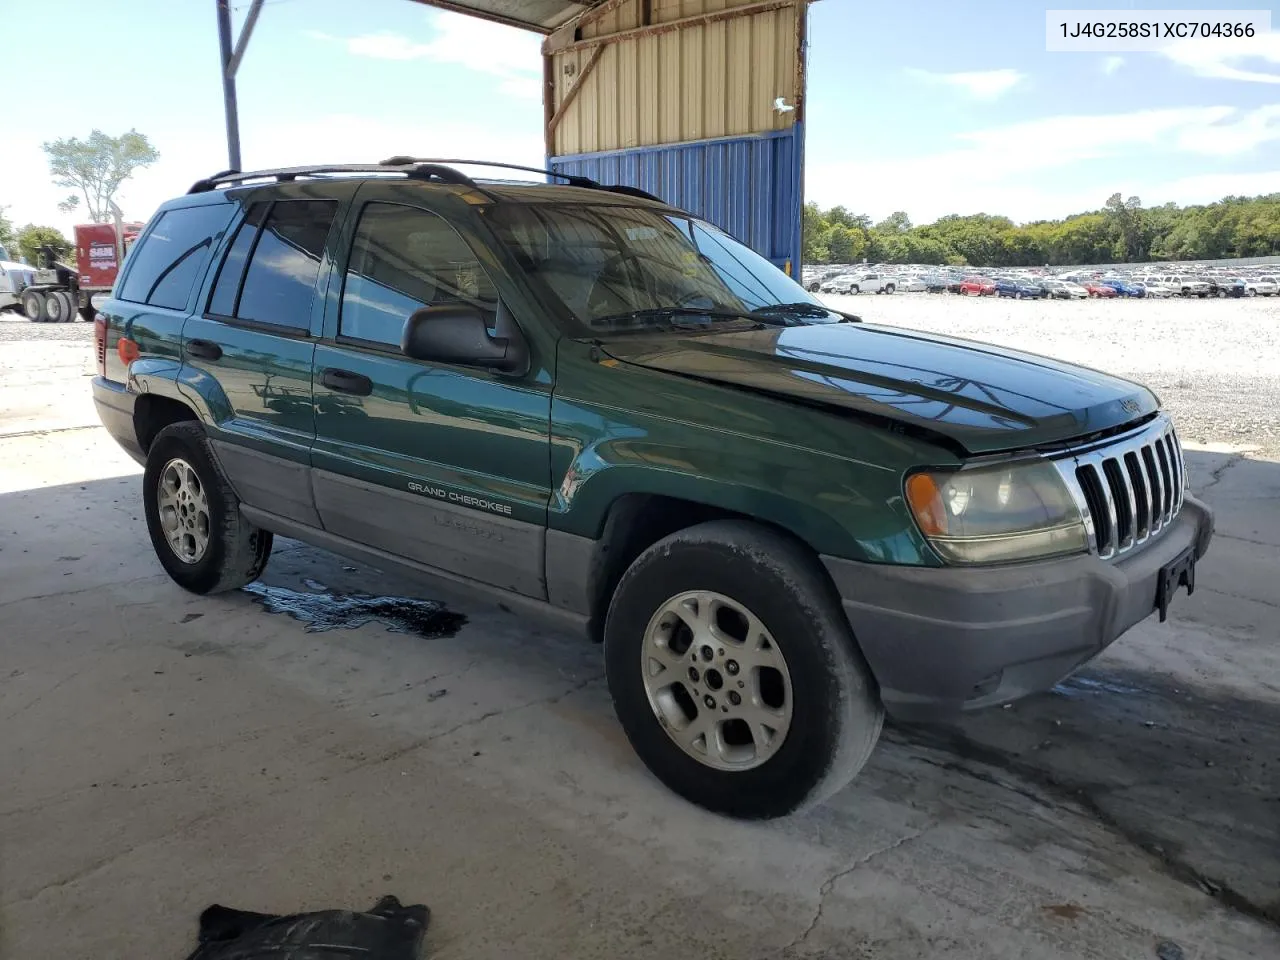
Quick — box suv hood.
[598,323,1158,455]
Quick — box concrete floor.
[1,316,1278,959]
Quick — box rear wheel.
[44,291,74,323]
[884,284,895,295]
[21,289,45,321]
[1247,288,1257,298]
[143,423,273,594]
[604,520,883,819]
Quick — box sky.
[1,0,1278,235]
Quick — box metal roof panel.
[408,0,602,33]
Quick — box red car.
[958,276,996,296]
[1084,282,1118,298]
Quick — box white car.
[819,273,859,294]
[1162,274,1211,297]
[0,244,37,313]
[842,272,898,295]
[1134,277,1178,298]
[893,275,927,292]
[1241,277,1278,297]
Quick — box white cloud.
[905,68,1025,100]
[805,104,1280,223]
[1102,56,1125,75]
[312,11,542,98]
[1161,31,1280,84]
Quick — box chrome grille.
[1056,417,1186,559]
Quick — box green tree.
[17,225,73,266]
[42,129,159,222]
[0,207,14,256]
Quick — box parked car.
[1133,277,1178,298]
[958,276,995,296]
[923,274,951,294]
[1084,282,1118,298]
[1216,278,1247,298]
[1241,277,1279,297]
[1039,279,1087,300]
[1133,282,1171,299]
[994,277,1046,300]
[1163,275,1211,298]
[894,276,927,292]
[0,243,37,314]
[819,274,858,294]
[1100,278,1145,298]
[839,272,897,295]
[89,158,1213,818]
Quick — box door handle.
[186,339,222,361]
[321,368,373,396]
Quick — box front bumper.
[822,496,1214,722]
[92,375,145,464]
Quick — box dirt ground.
[1,306,1278,959]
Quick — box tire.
[1246,288,1257,298]
[143,422,273,594]
[1014,291,1022,300]
[884,284,895,295]
[604,520,883,819]
[20,289,46,321]
[849,285,860,295]
[44,291,74,323]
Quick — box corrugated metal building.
[542,0,809,273]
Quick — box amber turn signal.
[905,473,947,537]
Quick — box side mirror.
[400,303,527,374]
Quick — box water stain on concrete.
[243,582,466,639]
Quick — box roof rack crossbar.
[187,162,480,194]
[379,157,601,189]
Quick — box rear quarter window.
[118,204,234,310]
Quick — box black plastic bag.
[185,894,429,959]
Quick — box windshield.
[484,202,832,334]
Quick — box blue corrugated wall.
[550,125,803,275]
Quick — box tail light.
[94,314,108,376]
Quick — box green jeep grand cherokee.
[92,159,1213,818]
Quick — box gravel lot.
[822,293,1280,458]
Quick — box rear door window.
[235,200,338,330]
[206,202,268,317]
[118,204,235,310]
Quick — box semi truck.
[16,218,143,323]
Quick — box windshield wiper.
[588,306,788,332]
[750,302,860,324]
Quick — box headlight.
[905,461,1089,564]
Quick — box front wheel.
[884,284,895,295]
[143,422,274,594]
[604,520,883,819]
[849,285,860,295]
[1247,289,1257,298]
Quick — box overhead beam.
[226,0,265,78]
[410,0,565,34]
[546,43,607,140]
[545,0,794,54]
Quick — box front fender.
[548,349,945,566]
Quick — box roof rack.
[187,157,666,205]
[378,157,665,203]
[187,162,480,195]
[380,156,599,188]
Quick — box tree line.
[804,192,1280,267]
